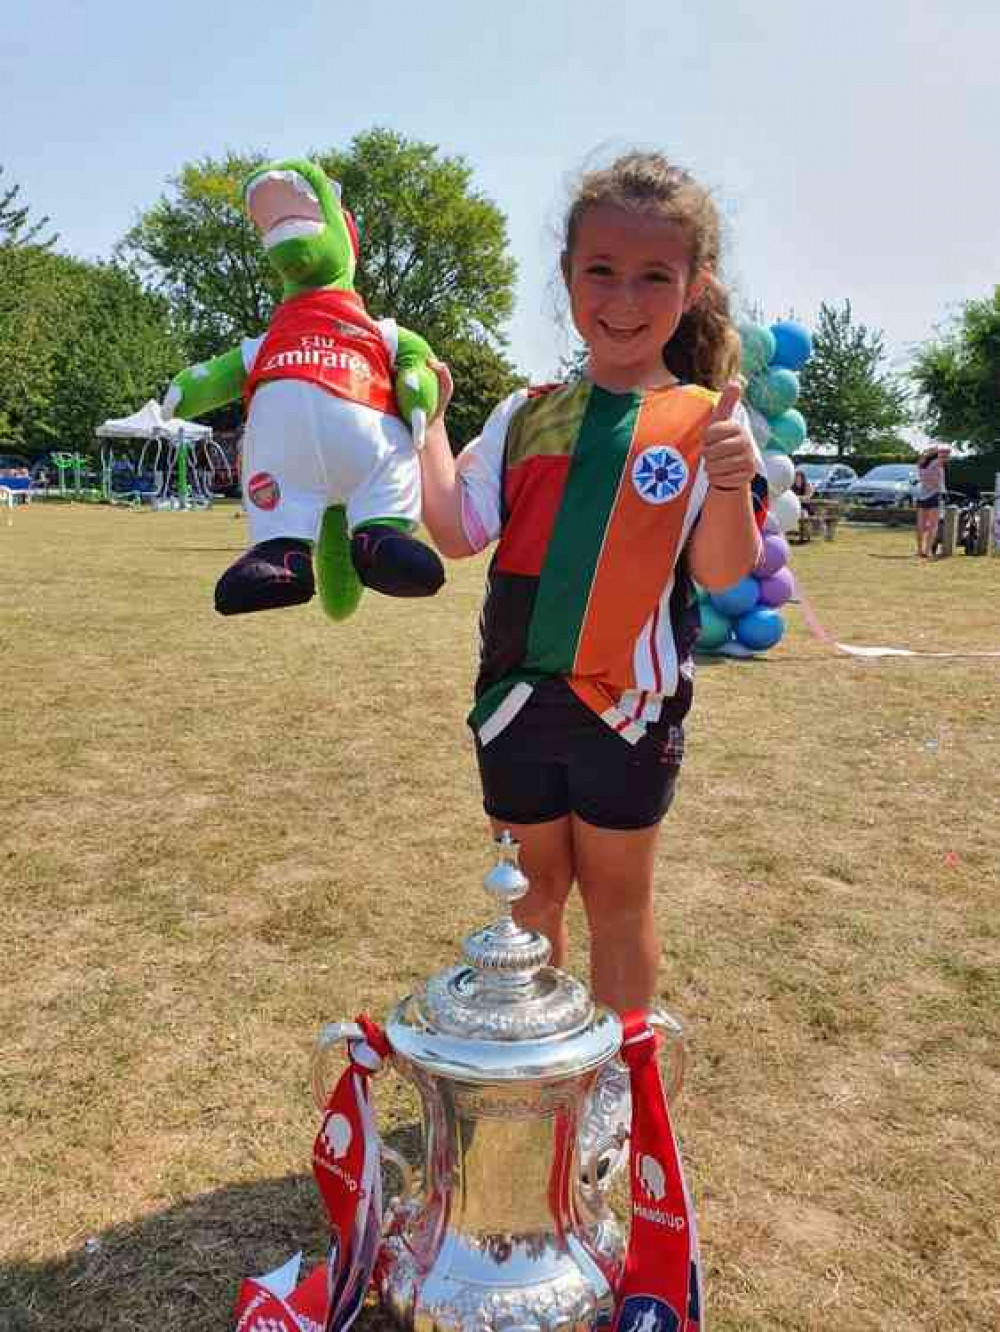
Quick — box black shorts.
[916,495,941,510]
[474,678,684,832]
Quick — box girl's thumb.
[709,380,742,424]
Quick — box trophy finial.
[483,830,529,916]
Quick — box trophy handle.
[380,1144,419,1211]
[312,1020,365,1110]
[579,1125,630,1202]
[649,1008,686,1103]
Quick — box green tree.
[0,247,183,453]
[320,128,515,348]
[438,336,526,450]
[117,129,521,427]
[0,166,57,249]
[911,287,1000,454]
[117,150,272,362]
[797,301,911,458]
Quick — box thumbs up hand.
[702,380,757,492]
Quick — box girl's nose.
[610,278,642,311]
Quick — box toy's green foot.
[215,538,314,615]
[351,523,445,598]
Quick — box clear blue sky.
[4,0,997,383]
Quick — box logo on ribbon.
[321,1113,352,1160]
[632,447,688,505]
[619,1294,681,1332]
[638,1153,667,1201]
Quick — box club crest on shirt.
[247,470,280,511]
[631,446,688,505]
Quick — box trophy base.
[377,1220,625,1332]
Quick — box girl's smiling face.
[563,204,706,392]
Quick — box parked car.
[796,462,857,498]
[845,464,919,508]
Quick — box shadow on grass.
[0,1149,414,1332]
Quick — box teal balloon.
[747,366,800,417]
[735,607,785,651]
[768,408,807,452]
[696,602,733,650]
[738,322,777,377]
[770,321,813,371]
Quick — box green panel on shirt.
[524,387,640,673]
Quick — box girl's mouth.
[600,321,645,343]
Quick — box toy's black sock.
[350,523,445,598]
[215,538,315,616]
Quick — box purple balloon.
[755,533,790,579]
[757,565,795,607]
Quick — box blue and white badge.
[632,447,688,505]
[617,1294,681,1332]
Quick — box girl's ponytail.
[664,274,741,391]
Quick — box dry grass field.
[2,502,999,1331]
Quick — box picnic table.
[793,498,840,543]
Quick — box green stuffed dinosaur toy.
[162,157,444,619]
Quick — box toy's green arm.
[162,347,247,421]
[394,326,439,448]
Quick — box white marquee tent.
[95,399,212,441]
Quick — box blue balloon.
[696,602,732,650]
[735,607,785,651]
[709,576,760,619]
[747,366,800,417]
[770,321,813,371]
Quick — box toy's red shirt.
[244,288,399,417]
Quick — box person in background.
[915,444,950,558]
[792,467,815,514]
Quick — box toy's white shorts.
[241,379,420,545]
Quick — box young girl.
[419,151,765,1018]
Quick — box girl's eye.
[586,264,614,277]
[647,271,674,284]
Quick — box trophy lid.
[385,834,621,1083]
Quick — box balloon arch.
[696,319,813,657]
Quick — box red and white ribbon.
[231,1016,390,1332]
[797,585,1000,659]
[612,1011,702,1332]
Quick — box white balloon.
[764,451,796,497]
[764,511,783,535]
[771,489,802,533]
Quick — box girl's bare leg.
[572,817,662,1013]
[489,816,574,966]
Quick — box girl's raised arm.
[418,360,477,559]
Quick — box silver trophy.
[313,833,685,1332]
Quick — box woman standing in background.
[915,444,949,558]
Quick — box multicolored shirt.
[458,379,767,745]
[242,288,400,417]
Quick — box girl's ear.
[560,250,572,284]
